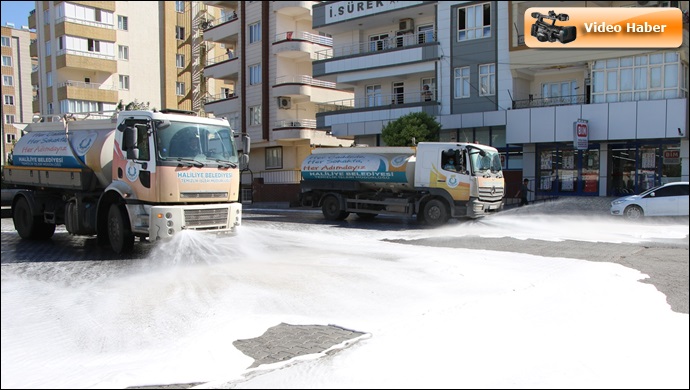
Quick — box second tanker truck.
[300,142,504,225]
[2,109,249,254]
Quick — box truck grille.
[180,191,228,199]
[478,185,504,202]
[184,208,229,229]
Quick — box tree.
[116,99,151,111]
[381,112,441,146]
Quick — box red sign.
[663,150,680,165]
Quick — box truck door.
[118,118,156,202]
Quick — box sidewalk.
[501,195,616,216]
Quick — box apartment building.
[200,1,353,204]
[30,1,212,118]
[1,24,36,165]
[312,0,689,198]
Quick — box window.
[266,147,283,169]
[176,82,185,96]
[6,133,16,144]
[418,25,434,44]
[45,40,51,56]
[249,22,261,43]
[118,45,129,60]
[366,85,382,107]
[1,56,11,67]
[46,72,52,87]
[118,15,128,30]
[249,105,261,125]
[176,26,185,40]
[458,3,491,41]
[176,54,185,69]
[57,36,64,51]
[4,114,15,124]
[221,87,232,99]
[47,102,53,114]
[87,39,100,52]
[479,63,495,96]
[541,81,577,103]
[249,64,261,85]
[454,67,470,98]
[3,75,13,86]
[1,36,10,47]
[369,33,389,52]
[4,95,14,105]
[422,77,435,101]
[175,1,185,13]
[592,52,684,103]
[119,75,130,90]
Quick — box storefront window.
[661,145,681,184]
[582,150,599,194]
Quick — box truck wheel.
[419,199,449,226]
[108,203,134,254]
[13,196,55,240]
[322,195,349,221]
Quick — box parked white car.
[610,181,689,219]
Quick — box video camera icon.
[530,10,577,44]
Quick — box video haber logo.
[524,7,682,48]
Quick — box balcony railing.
[314,31,436,60]
[207,52,238,66]
[203,92,237,105]
[275,119,316,128]
[201,12,238,30]
[316,89,437,113]
[57,48,115,61]
[273,31,333,46]
[57,80,118,90]
[275,75,336,89]
[512,94,588,109]
[56,16,114,29]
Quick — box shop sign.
[573,119,588,150]
[663,150,680,165]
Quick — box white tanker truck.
[300,142,504,225]
[2,109,249,254]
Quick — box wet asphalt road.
[2,199,688,314]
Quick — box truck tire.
[419,199,449,226]
[322,195,349,221]
[13,196,56,240]
[108,203,134,254]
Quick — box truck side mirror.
[239,154,250,171]
[123,126,137,150]
[242,134,251,154]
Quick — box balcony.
[274,1,313,17]
[203,1,238,8]
[273,75,351,103]
[204,92,239,117]
[56,80,119,104]
[201,13,239,45]
[28,9,36,29]
[512,94,589,109]
[29,39,37,57]
[56,49,117,73]
[273,31,333,59]
[315,89,439,132]
[274,119,316,129]
[313,32,438,82]
[204,53,239,81]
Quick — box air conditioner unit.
[278,96,291,109]
[399,18,414,32]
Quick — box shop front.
[536,143,600,196]
[608,140,682,196]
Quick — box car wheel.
[624,205,643,220]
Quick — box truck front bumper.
[148,203,242,242]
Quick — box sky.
[0,1,35,29]
[1,211,689,389]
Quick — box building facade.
[30,1,213,117]
[201,1,353,204]
[312,0,689,199]
[1,24,36,165]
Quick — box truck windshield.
[469,149,502,176]
[156,121,238,164]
